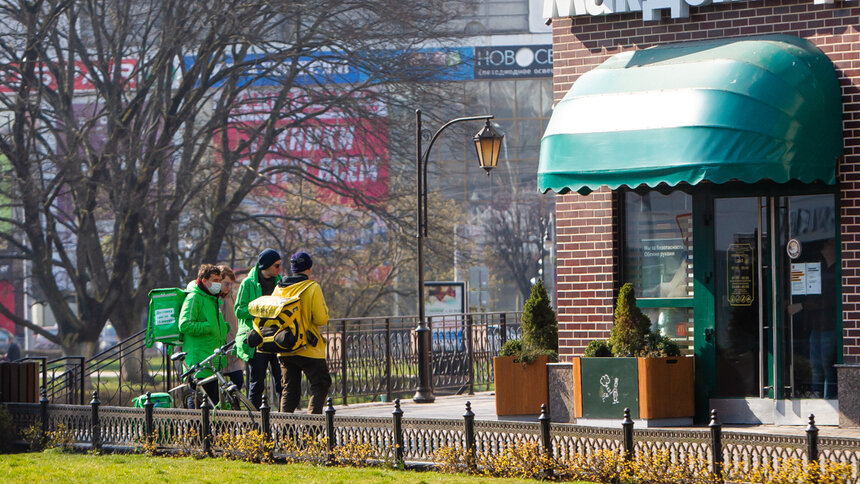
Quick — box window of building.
[623,189,694,353]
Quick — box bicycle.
[169,340,257,413]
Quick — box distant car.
[33,325,60,351]
[0,327,12,356]
[98,324,119,351]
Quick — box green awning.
[538,35,843,195]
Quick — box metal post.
[341,321,348,405]
[78,357,85,406]
[622,408,634,462]
[166,345,172,396]
[325,397,336,465]
[806,413,819,465]
[414,109,434,405]
[540,403,553,477]
[466,314,474,395]
[499,313,507,349]
[201,398,212,456]
[260,394,271,441]
[144,391,154,446]
[39,387,48,448]
[412,109,495,404]
[385,318,392,402]
[464,401,476,471]
[709,409,723,480]
[393,399,404,468]
[90,391,101,451]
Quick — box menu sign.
[727,243,754,307]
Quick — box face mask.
[208,282,222,295]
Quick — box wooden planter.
[493,355,550,416]
[638,356,695,419]
[575,356,694,421]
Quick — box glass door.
[775,194,839,399]
[713,197,769,398]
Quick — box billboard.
[0,59,137,93]
[223,88,389,206]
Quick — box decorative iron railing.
[7,396,860,478]
[41,311,522,408]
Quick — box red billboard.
[0,281,14,334]
[223,89,389,206]
[0,59,137,93]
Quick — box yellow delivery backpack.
[245,280,317,355]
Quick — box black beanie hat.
[257,248,281,270]
[290,252,313,274]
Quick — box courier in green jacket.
[179,264,229,406]
[234,248,283,409]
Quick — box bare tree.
[0,0,468,356]
[483,196,552,302]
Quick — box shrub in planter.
[577,283,691,422]
[494,280,558,415]
[522,279,558,353]
[597,283,681,358]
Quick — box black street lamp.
[413,108,503,403]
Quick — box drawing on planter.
[600,374,620,404]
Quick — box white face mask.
[207,282,222,295]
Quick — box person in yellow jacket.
[277,251,331,414]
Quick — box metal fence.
[7,396,860,479]
[37,311,523,407]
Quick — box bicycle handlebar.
[179,340,236,381]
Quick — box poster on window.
[641,238,688,298]
[727,243,754,306]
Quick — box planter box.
[638,356,695,419]
[574,356,694,425]
[493,355,549,416]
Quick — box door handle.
[705,328,715,344]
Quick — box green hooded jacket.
[234,264,281,361]
[178,280,229,379]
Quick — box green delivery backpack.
[146,288,189,347]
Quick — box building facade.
[541,0,859,424]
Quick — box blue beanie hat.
[290,252,313,274]
[257,248,281,270]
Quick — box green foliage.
[0,403,14,453]
[583,340,612,358]
[609,283,651,357]
[500,339,522,357]
[500,338,557,366]
[645,333,682,358]
[521,279,558,353]
[585,283,681,359]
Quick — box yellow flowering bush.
[215,430,274,463]
[433,443,854,483]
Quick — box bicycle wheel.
[230,389,258,412]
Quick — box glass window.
[516,80,541,119]
[489,80,515,120]
[641,307,694,355]
[542,80,554,118]
[624,189,694,354]
[624,191,693,298]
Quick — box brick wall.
[550,0,860,360]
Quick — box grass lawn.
[0,450,576,484]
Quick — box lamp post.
[413,108,503,403]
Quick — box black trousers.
[278,355,332,414]
[188,379,219,408]
[248,351,283,409]
[226,369,244,390]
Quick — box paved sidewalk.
[332,391,860,439]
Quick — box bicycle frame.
[169,341,257,412]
